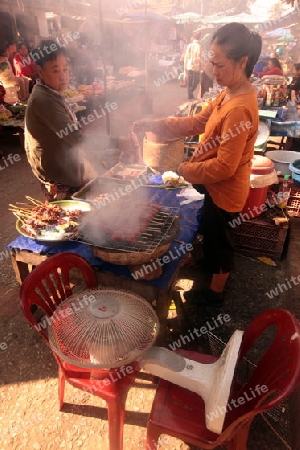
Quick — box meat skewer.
[25,196,44,206]
[10,198,83,239]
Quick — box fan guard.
[48,288,159,369]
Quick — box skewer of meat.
[25,196,44,206]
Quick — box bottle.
[273,88,280,107]
[277,174,291,208]
[265,87,272,107]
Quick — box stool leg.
[228,422,251,450]
[107,398,126,450]
[58,365,66,410]
[145,422,162,450]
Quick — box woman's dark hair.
[294,63,300,72]
[34,40,67,67]
[212,23,262,78]
[270,57,282,69]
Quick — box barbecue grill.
[48,288,243,434]
[79,205,180,265]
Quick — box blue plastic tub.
[289,159,300,185]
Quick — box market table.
[7,186,203,338]
[258,108,300,152]
[259,107,300,141]
[270,120,300,138]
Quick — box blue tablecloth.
[7,187,204,290]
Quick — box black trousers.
[194,185,239,274]
[187,70,200,99]
[200,71,213,97]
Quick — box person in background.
[184,31,202,100]
[0,82,4,157]
[253,56,269,76]
[25,40,96,201]
[13,43,37,80]
[200,57,214,97]
[7,41,17,75]
[290,63,300,106]
[133,23,262,307]
[70,41,96,85]
[0,42,29,101]
[258,57,283,77]
[0,82,5,104]
[286,63,300,150]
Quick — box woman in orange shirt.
[133,23,262,307]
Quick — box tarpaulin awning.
[266,27,291,37]
[121,11,173,22]
[171,12,203,24]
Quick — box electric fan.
[48,288,243,434]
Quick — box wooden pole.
[143,0,153,114]
[98,0,110,135]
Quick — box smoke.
[78,186,155,248]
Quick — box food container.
[102,162,148,182]
[143,136,185,173]
[264,150,300,175]
[289,159,300,185]
[242,155,275,219]
[72,176,144,205]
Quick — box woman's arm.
[133,100,215,140]
[179,106,255,184]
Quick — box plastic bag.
[179,72,188,88]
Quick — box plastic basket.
[287,186,300,217]
[270,181,300,218]
[233,213,289,260]
[143,138,185,173]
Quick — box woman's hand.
[177,163,185,176]
[132,118,155,134]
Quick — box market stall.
[0,103,26,152]
[7,185,204,340]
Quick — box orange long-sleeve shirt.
[149,90,259,212]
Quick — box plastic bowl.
[264,150,300,175]
[289,159,300,185]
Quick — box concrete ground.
[0,76,299,450]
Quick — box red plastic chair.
[20,252,139,450]
[145,309,300,450]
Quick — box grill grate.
[79,206,179,254]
